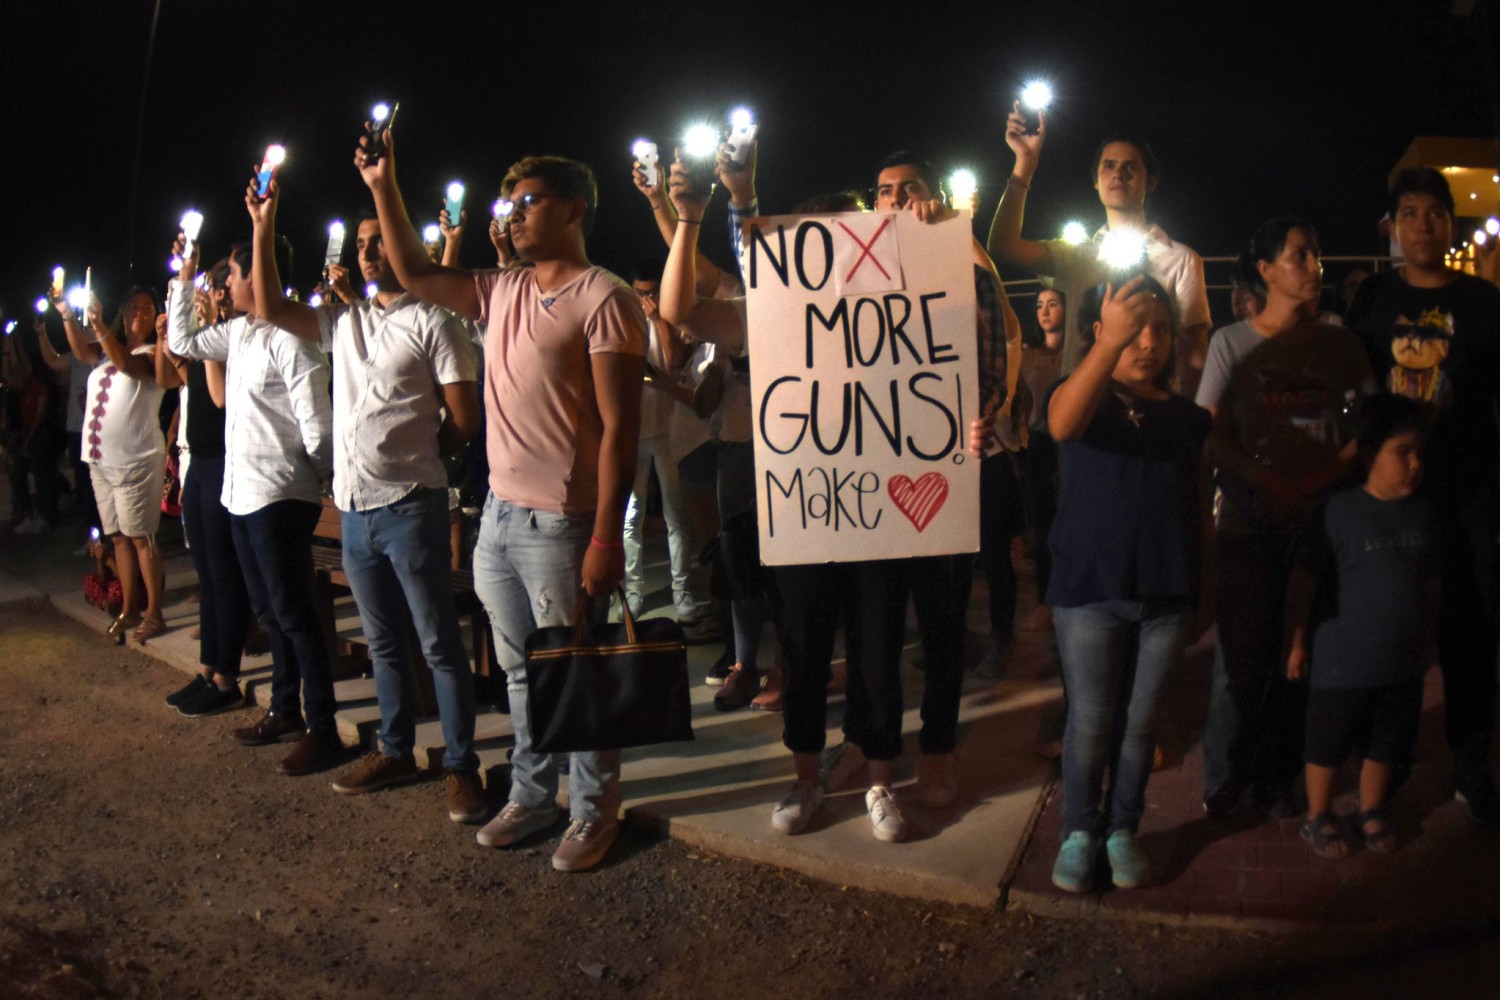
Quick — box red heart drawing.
[887,472,949,532]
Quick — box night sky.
[3,0,1497,328]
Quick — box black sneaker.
[178,682,245,718]
[165,675,209,707]
[1203,776,1246,818]
[1456,771,1500,827]
[706,648,733,687]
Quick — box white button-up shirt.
[313,294,477,512]
[167,281,333,516]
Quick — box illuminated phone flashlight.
[365,281,379,299]
[67,286,90,312]
[726,108,757,166]
[948,169,978,213]
[35,297,49,314]
[309,292,324,307]
[422,223,441,244]
[1020,80,1053,113]
[169,255,183,272]
[372,102,390,125]
[493,198,513,220]
[180,209,204,261]
[255,144,286,199]
[4,320,16,335]
[195,273,210,291]
[1487,218,1500,236]
[1061,221,1089,245]
[1097,228,1148,272]
[632,139,659,187]
[51,266,65,294]
[445,180,466,223]
[1476,230,1489,247]
[682,123,720,160]
[325,220,346,270]
[90,527,100,542]
[284,286,297,300]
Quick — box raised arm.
[633,159,723,298]
[356,126,481,319]
[54,292,100,366]
[32,317,71,374]
[986,102,1056,275]
[659,157,714,326]
[245,177,322,343]
[439,208,465,268]
[87,300,155,382]
[167,236,230,361]
[1047,277,1151,441]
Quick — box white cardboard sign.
[743,210,979,565]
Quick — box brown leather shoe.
[278,729,346,776]
[231,710,305,747]
[751,664,784,712]
[713,664,760,711]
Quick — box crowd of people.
[3,100,1498,887]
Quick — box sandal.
[105,614,142,646]
[1298,811,1348,859]
[132,615,167,643]
[1356,807,1398,854]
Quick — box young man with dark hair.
[245,175,488,826]
[1345,166,1500,826]
[988,108,1211,396]
[168,229,340,776]
[356,131,646,871]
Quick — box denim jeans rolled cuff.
[912,553,972,756]
[1054,599,1192,837]
[341,488,478,772]
[472,496,616,819]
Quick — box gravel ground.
[3,604,1499,999]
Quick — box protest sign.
[743,210,979,565]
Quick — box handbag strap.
[569,588,639,646]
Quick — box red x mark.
[837,218,893,282]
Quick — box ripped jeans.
[472,496,620,822]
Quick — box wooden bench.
[310,497,505,719]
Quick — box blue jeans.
[1054,599,1192,836]
[471,496,620,822]
[230,499,337,730]
[341,489,478,772]
[623,433,701,615]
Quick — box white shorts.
[91,453,167,538]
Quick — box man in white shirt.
[988,107,1211,397]
[247,182,487,826]
[167,233,340,777]
[357,129,646,872]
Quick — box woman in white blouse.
[57,287,169,643]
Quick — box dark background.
[2,0,1497,328]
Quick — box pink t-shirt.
[474,266,647,514]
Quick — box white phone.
[726,110,757,166]
[633,140,659,187]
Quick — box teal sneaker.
[1106,830,1151,889]
[1051,831,1098,893]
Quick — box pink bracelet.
[590,535,622,549]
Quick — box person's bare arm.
[1284,564,1316,681]
[87,301,155,381]
[55,294,101,366]
[437,380,480,455]
[33,318,70,374]
[582,351,645,597]
[633,162,724,298]
[156,333,186,391]
[1047,278,1151,441]
[356,126,481,319]
[986,101,1056,274]
[205,360,227,408]
[246,178,322,343]
[440,208,465,268]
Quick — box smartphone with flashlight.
[444,182,466,227]
[365,102,399,163]
[725,110,757,166]
[254,145,285,200]
[633,140,659,188]
[1018,81,1052,135]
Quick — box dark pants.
[1437,493,1499,782]
[979,453,1023,636]
[1022,433,1058,600]
[182,456,248,679]
[776,558,910,761]
[1202,532,1306,797]
[9,423,65,522]
[911,553,972,754]
[230,499,336,730]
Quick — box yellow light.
[683,124,719,159]
[51,266,64,289]
[1098,228,1147,270]
[1471,192,1479,200]
[1062,221,1089,245]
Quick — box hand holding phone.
[725,108,757,166]
[632,140,659,188]
[364,102,399,163]
[254,145,285,201]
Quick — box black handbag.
[524,591,693,754]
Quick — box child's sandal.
[1298,811,1348,859]
[1356,807,1397,854]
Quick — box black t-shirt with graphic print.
[1347,270,1500,504]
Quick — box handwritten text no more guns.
[744,212,979,564]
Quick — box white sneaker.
[475,800,559,848]
[771,780,825,835]
[865,785,908,843]
[820,741,869,792]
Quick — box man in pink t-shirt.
[358,135,646,873]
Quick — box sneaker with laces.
[331,751,419,795]
[444,769,487,823]
[705,648,733,687]
[915,752,958,809]
[865,785,908,842]
[820,741,869,792]
[1106,829,1151,889]
[476,800,560,848]
[165,675,209,707]
[177,681,244,718]
[551,818,620,871]
[771,780,825,835]
[1051,830,1099,893]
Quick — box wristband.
[1006,175,1031,190]
[590,535,622,549]
[678,217,702,225]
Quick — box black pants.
[230,499,336,730]
[911,553,971,754]
[1021,433,1058,601]
[979,453,1024,636]
[1437,493,1499,781]
[182,456,249,679]
[776,558,910,761]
